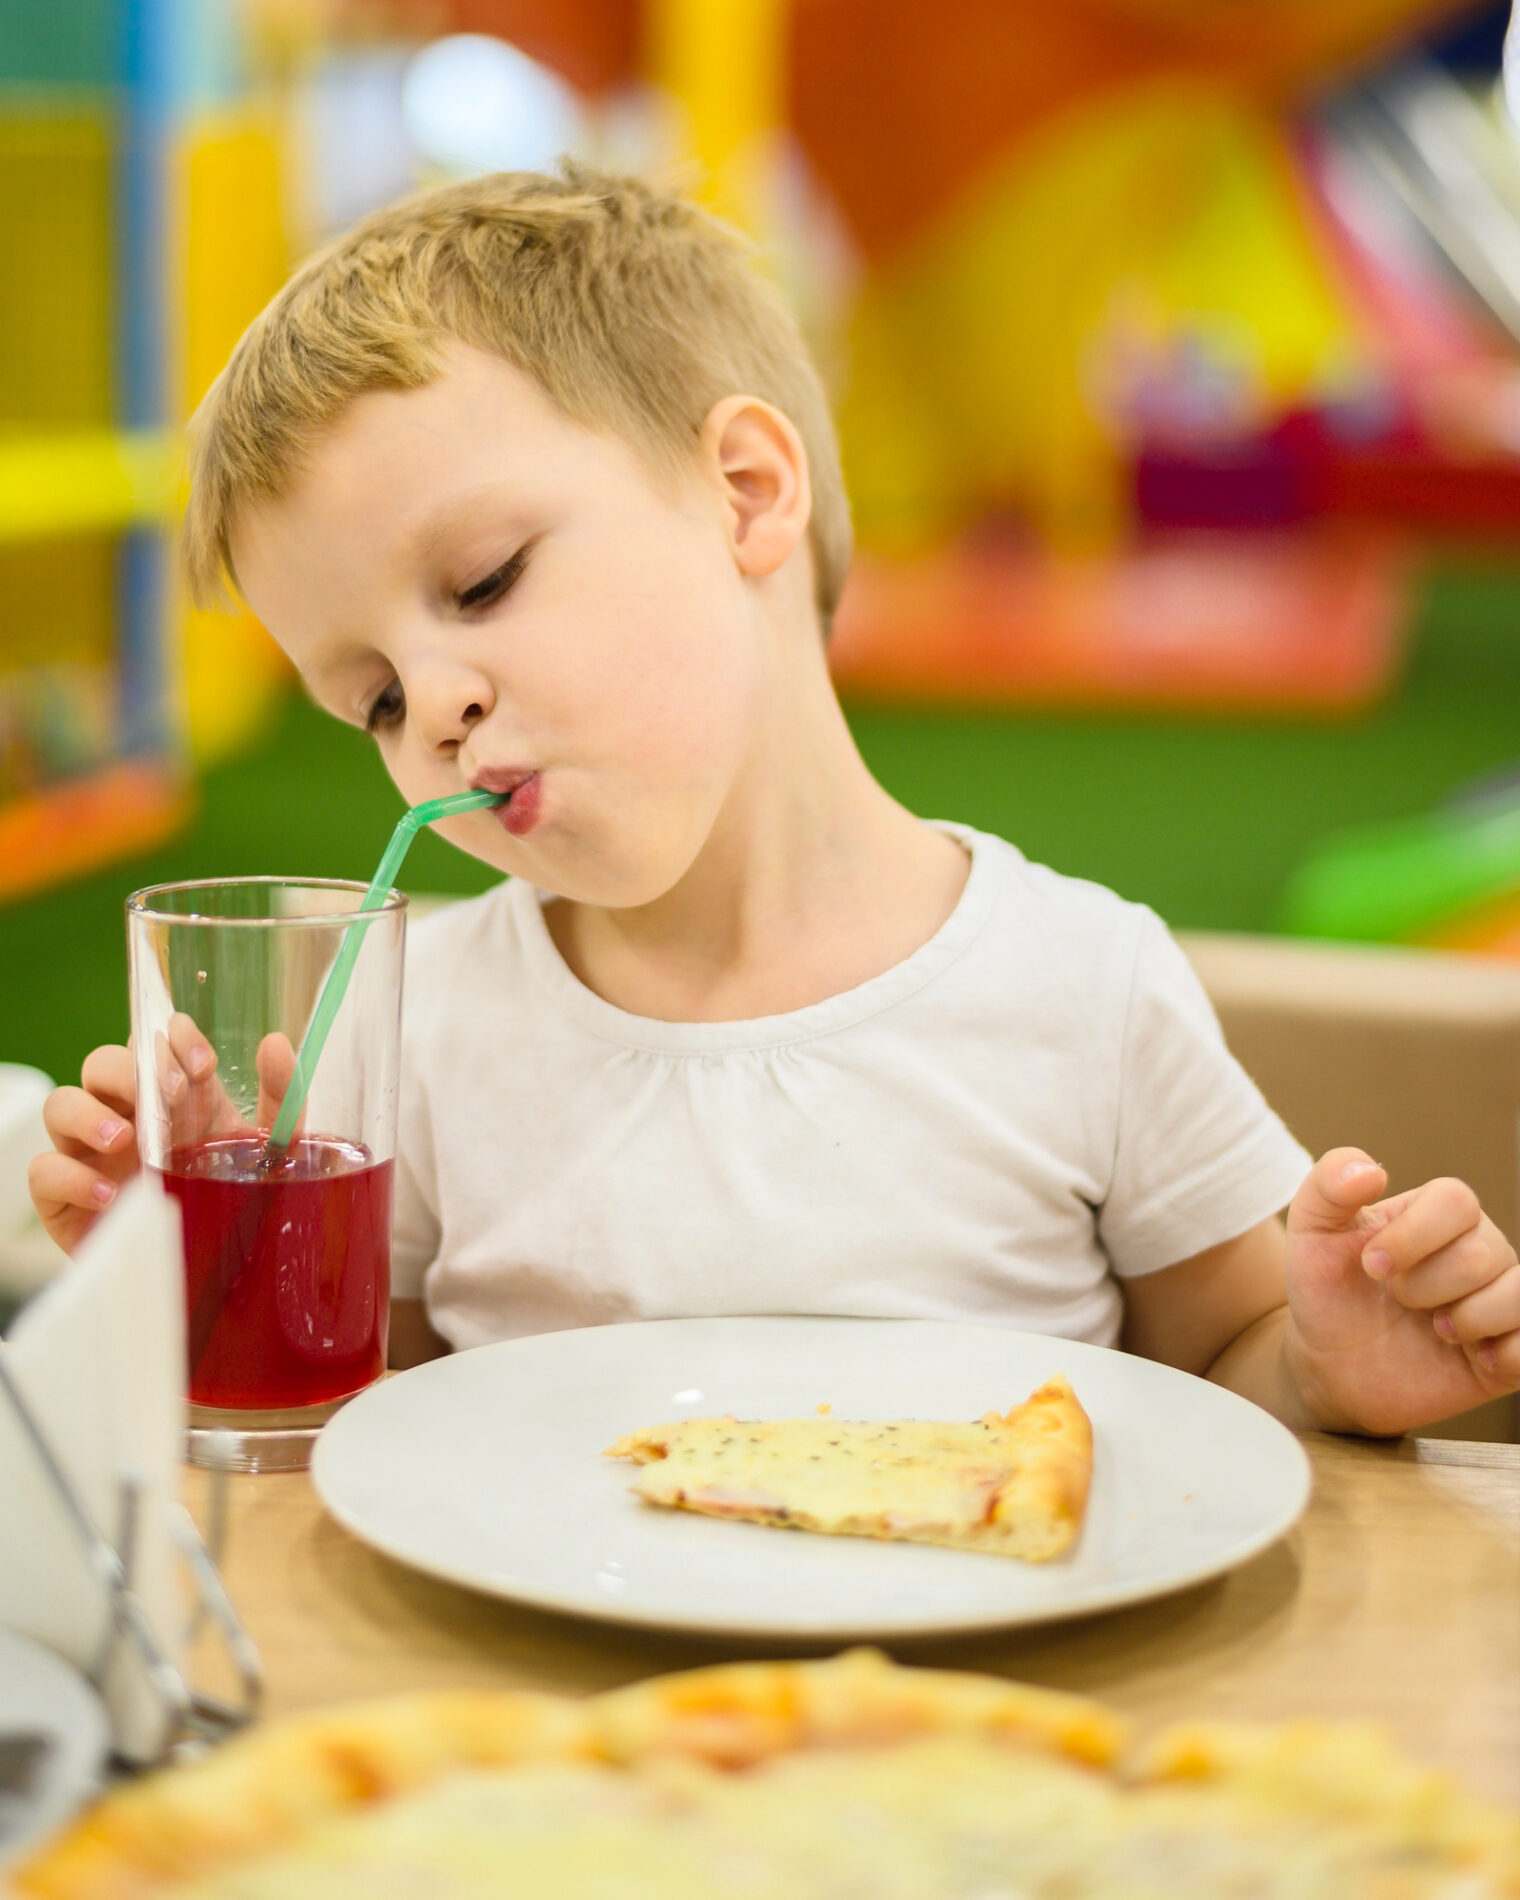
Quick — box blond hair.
[185,162,852,627]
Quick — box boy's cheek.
[370,734,434,808]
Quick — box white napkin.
[0,1065,52,1243]
[0,1067,67,1314]
[0,1178,185,1764]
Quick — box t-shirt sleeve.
[1097,909,1312,1277]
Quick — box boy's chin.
[529,841,713,914]
[432,829,696,913]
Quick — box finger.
[29,1130,140,1253]
[166,1012,245,1140]
[1358,1177,1484,1282]
[1287,1149,1389,1238]
[42,1086,137,1161]
[1431,1261,1520,1348]
[153,1026,191,1131]
[26,1155,111,1261]
[1461,1328,1520,1386]
[28,1148,122,1218]
[166,1011,217,1083]
[78,1044,136,1119]
[255,1033,300,1135]
[1376,1216,1517,1309]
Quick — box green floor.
[4,550,1519,1091]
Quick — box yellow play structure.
[0,0,289,901]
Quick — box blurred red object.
[352,0,1468,261]
[828,526,1411,714]
[361,0,640,95]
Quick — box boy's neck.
[544,631,969,1024]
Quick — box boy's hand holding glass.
[1283,1148,1520,1436]
[31,1015,299,1254]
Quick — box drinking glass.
[127,878,405,1472]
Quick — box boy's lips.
[470,768,541,838]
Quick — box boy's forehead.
[243,373,686,575]
[235,365,569,546]
[228,360,683,607]
[305,348,556,468]
[232,469,534,608]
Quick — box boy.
[31,165,1520,1435]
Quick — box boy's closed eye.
[455,541,533,614]
[365,680,406,734]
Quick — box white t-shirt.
[393,824,1312,1351]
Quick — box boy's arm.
[1121,1149,1520,1435]
[1118,1218,1310,1426]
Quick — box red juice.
[153,1134,392,1411]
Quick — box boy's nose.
[409,663,495,754]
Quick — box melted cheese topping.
[633,1418,1021,1530]
[607,1388,1089,1561]
[171,1732,1506,1898]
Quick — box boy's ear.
[700,396,812,579]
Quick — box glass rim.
[126,875,409,927]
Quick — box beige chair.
[1182,933,1520,1442]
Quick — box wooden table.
[185,1434,1520,1804]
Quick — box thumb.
[255,1033,299,1136]
[1287,1148,1388,1237]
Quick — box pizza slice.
[605,1373,1092,1561]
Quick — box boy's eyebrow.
[403,484,529,562]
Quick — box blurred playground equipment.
[0,0,289,901]
[1283,768,1520,956]
[806,0,1520,713]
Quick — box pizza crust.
[605,1374,1093,1561]
[591,1645,1125,1771]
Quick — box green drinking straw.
[265,789,506,1155]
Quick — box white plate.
[0,1628,110,1868]
[312,1317,1311,1641]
